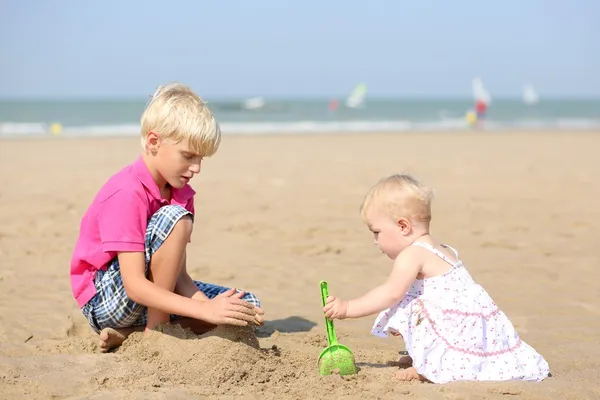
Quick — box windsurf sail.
[242,96,265,110]
[523,84,539,105]
[472,77,492,105]
[345,83,367,108]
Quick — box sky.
[1,0,598,99]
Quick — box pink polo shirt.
[70,156,195,308]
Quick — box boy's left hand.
[323,296,348,320]
[231,289,265,326]
[253,306,265,326]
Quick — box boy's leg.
[144,213,191,332]
[192,281,262,326]
[193,281,261,308]
[88,205,262,351]
[96,283,261,351]
[98,326,141,351]
[88,205,195,351]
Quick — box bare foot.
[98,317,219,353]
[387,353,413,367]
[397,354,413,367]
[98,327,133,352]
[395,367,428,382]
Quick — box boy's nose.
[190,162,201,174]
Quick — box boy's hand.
[323,295,348,320]
[252,305,265,326]
[231,289,265,326]
[202,288,260,326]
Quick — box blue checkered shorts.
[81,205,260,334]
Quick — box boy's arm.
[174,254,264,325]
[178,273,210,301]
[173,252,210,301]
[95,190,254,323]
[118,252,254,325]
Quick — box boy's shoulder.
[93,159,146,205]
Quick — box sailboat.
[345,83,367,109]
[523,84,539,105]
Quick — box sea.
[1,98,599,138]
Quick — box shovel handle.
[320,280,338,345]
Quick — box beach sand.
[1,130,599,399]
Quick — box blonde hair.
[140,83,221,156]
[360,174,434,223]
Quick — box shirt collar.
[132,156,196,205]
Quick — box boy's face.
[155,137,203,189]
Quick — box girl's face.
[364,209,411,260]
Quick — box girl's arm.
[325,247,422,319]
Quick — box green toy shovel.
[318,280,358,376]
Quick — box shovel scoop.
[318,280,358,376]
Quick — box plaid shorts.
[81,205,260,334]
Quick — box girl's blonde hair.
[140,83,221,156]
[360,174,434,222]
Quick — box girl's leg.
[395,367,428,382]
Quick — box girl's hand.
[323,295,349,320]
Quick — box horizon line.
[1,95,600,102]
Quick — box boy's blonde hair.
[360,174,434,223]
[140,83,221,157]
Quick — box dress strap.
[412,241,460,266]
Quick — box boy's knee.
[153,205,193,220]
[147,205,194,245]
[172,214,193,237]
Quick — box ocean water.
[0,98,599,137]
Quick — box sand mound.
[78,324,385,398]
[106,325,309,396]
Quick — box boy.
[70,83,264,352]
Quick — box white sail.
[242,96,265,110]
[345,83,367,109]
[472,77,492,105]
[523,84,539,105]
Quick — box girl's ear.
[396,217,412,235]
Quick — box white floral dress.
[371,241,550,383]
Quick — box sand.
[1,130,599,399]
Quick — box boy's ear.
[146,131,160,151]
[396,217,411,234]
